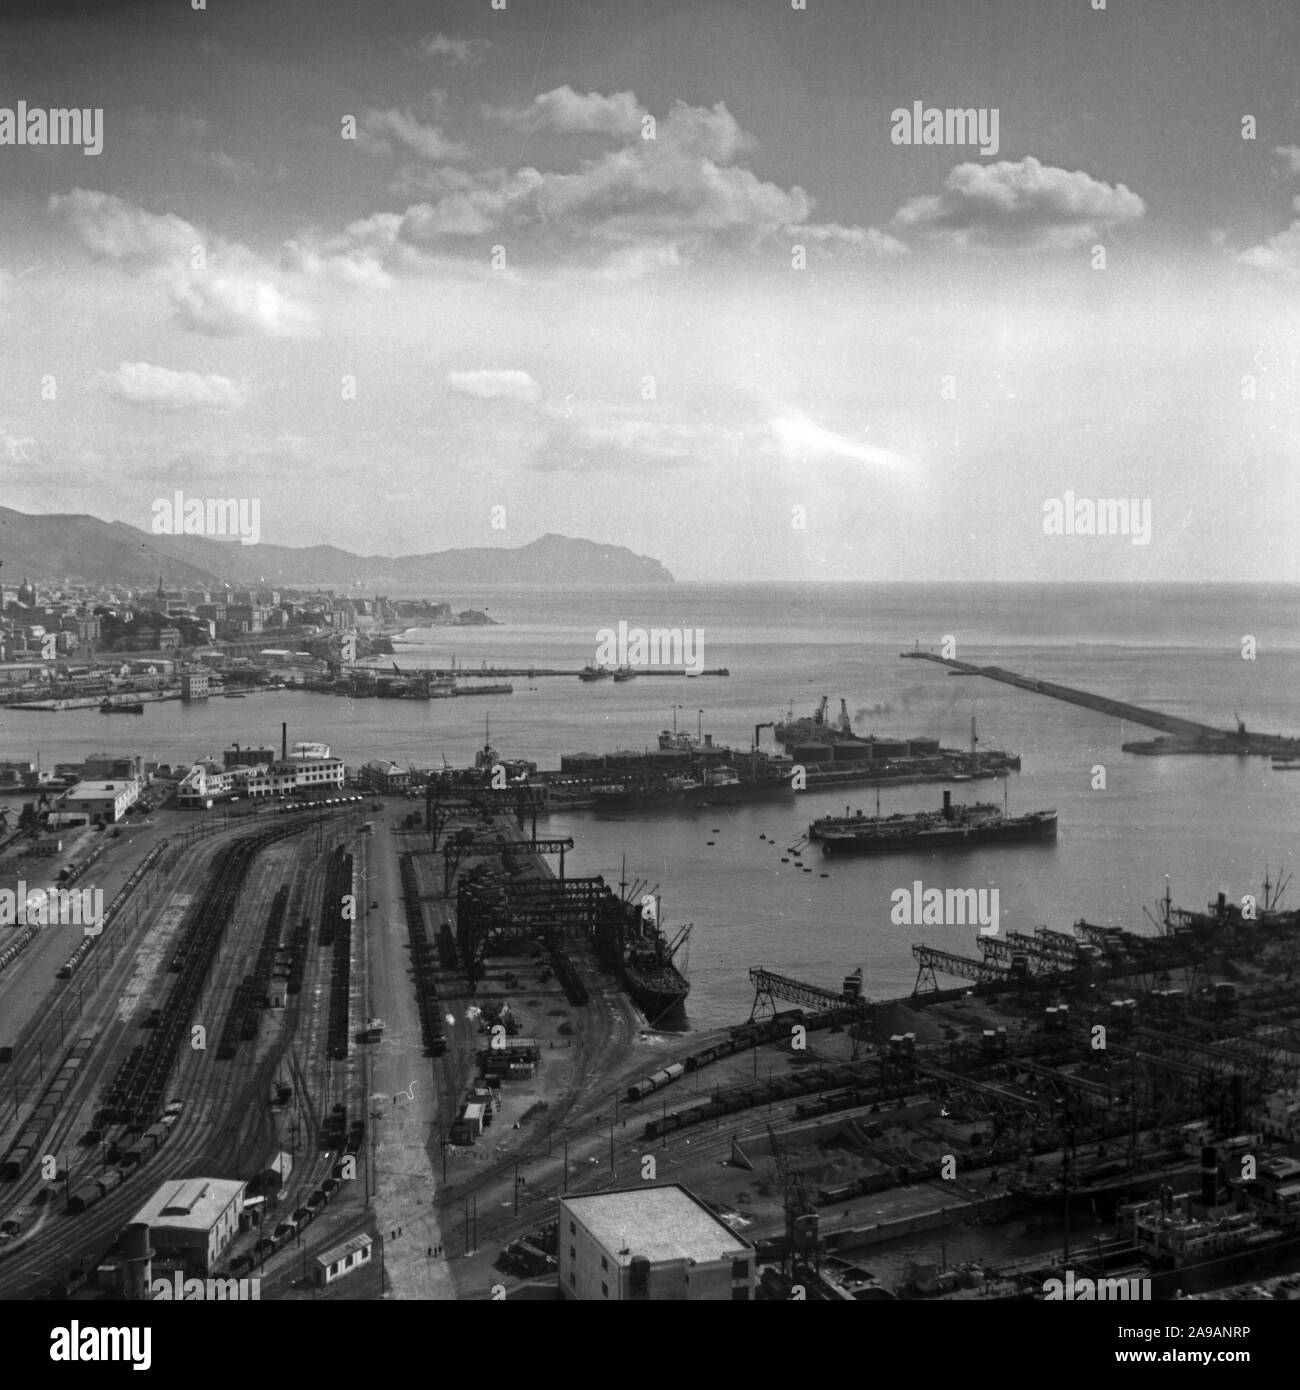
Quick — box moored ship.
[596,887,690,1027]
[818,790,1057,855]
[100,700,144,714]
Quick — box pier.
[901,648,1300,757]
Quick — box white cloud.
[447,369,542,404]
[892,156,1146,250]
[171,274,318,339]
[281,238,393,289]
[416,33,489,65]
[50,188,197,265]
[316,94,885,279]
[101,361,248,411]
[788,223,908,257]
[357,108,471,162]
[1274,146,1300,177]
[51,188,319,338]
[1236,195,1300,280]
[491,86,647,138]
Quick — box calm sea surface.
[4,583,1297,1031]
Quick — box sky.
[1,0,1298,582]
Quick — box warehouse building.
[129,1177,245,1274]
[63,778,140,824]
[558,1184,755,1300]
[314,1233,373,1287]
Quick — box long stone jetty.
[900,649,1300,757]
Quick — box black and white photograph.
[0,0,1298,1356]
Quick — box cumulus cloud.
[447,369,542,404]
[312,93,889,279]
[788,223,908,257]
[171,276,317,339]
[892,156,1146,250]
[102,361,247,411]
[50,188,319,337]
[1236,195,1300,280]
[491,86,647,138]
[50,188,197,265]
[417,33,488,65]
[357,108,471,162]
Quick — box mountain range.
[0,508,674,589]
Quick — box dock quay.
[7,766,1300,1304]
[901,648,1300,757]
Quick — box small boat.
[100,700,144,714]
[1272,759,1300,772]
[579,665,611,682]
[613,666,637,682]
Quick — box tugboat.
[612,666,638,682]
[100,699,144,714]
[578,664,611,682]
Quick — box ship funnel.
[281,722,288,761]
[942,789,953,821]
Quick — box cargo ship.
[817,790,1057,855]
[776,698,1020,776]
[596,885,690,1027]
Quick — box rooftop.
[314,1232,372,1268]
[130,1177,244,1232]
[562,1184,750,1265]
[66,779,137,799]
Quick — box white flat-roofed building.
[314,1232,373,1287]
[558,1184,755,1301]
[63,778,140,823]
[130,1177,245,1273]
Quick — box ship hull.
[622,967,689,1027]
[821,813,1057,855]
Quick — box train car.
[67,1183,103,1214]
[1,1146,32,1181]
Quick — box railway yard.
[2,776,1300,1302]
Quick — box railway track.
[0,806,368,1298]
